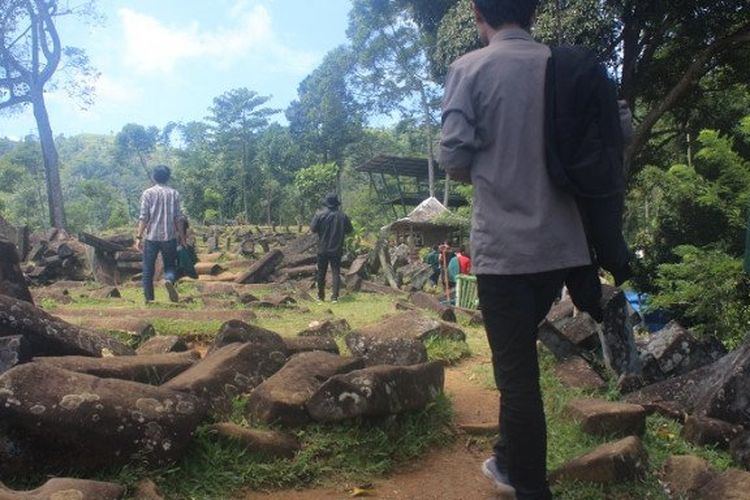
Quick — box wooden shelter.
[355,155,466,217]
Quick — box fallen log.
[114,250,143,262]
[283,264,318,280]
[0,294,134,357]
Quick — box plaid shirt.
[139,184,183,242]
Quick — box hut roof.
[385,197,460,232]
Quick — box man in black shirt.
[310,193,353,302]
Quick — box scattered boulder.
[681,415,742,448]
[626,338,750,428]
[346,330,427,366]
[307,361,445,422]
[0,478,125,500]
[108,319,156,344]
[694,468,750,500]
[137,336,189,355]
[598,286,641,377]
[355,313,466,342]
[564,399,647,437]
[661,455,717,499]
[730,432,750,470]
[32,351,199,385]
[163,342,287,413]
[235,249,284,284]
[559,313,599,348]
[409,291,456,322]
[284,336,340,355]
[196,282,236,296]
[553,355,606,391]
[133,479,165,500]
[399,262,434,292]
[247,351,363,426]
[257,293,296,308]
[0,238,33,303]
[298,318,351,337]
[0,294,134,357]
[0,336,30,375]
[0,363,206,474]
[639,322,727,383]
[89,286,121,299]
[549,436,649,485]
[538,320,582,361]
[345,313,465,366]
[210,320,287,354]
[206,423,300,459]
[546,298,574,323]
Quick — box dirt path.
[248,363,508,500]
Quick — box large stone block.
[0,478,125,500]
[564,399,647,437]
[661,455,717,499]
[163,342,287,413]
[32,351,199,385]
[0,363,206,475]
[549,436,649,485]
[247,351,363,426]
[307,362,445,422]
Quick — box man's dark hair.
[473,0,539,30]
[153,165,171,184]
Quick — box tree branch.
[626,22,750,167]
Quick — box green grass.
[106,395,454,499]
[536,350,734,499]
[149,318,225,340]
[424,336,471,365]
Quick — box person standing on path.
[136,165,184,304]
[440,1,590,498]
[310,193,353,303]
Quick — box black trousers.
[316,253,342,300]
[477,270,567,500]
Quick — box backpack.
[544,45,632,287]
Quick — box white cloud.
[118,5,275,74]
[94,75,140,104]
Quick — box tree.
[347,0,443,198]
[430,0,750,169]
[0,0,98,229]
[294,162,339,220]
[205,88,279,222]
[115,123,159,180]
[286,46,363,192]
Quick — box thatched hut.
[383,197,463,248]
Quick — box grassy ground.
[33,285,736,499]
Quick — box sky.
[0,0,353,140]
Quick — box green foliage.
[628,117,750,346]
[649,246,750,348]
[294,162,339,218]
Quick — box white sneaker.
[481,457,516,497]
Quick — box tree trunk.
[443,174,450,207]
[31,90,65,229]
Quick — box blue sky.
[0,0,353,139]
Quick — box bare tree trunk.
[31,90,65,229]
[443,174,450,207]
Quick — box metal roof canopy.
[356,155,446,180]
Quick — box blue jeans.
[142,239,177,302]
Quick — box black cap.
[323,192,340,208]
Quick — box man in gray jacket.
[440,1,590,498]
